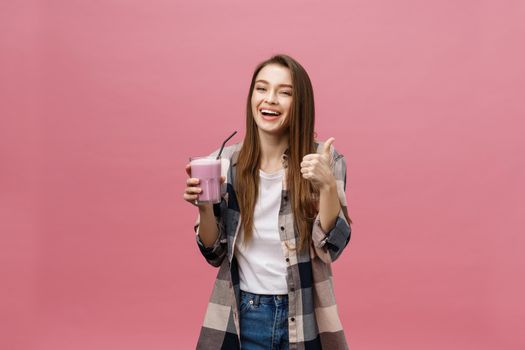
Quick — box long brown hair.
[235,54,318,252]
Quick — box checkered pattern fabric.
[194,141,352,350]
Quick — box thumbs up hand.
[300,137,337,191]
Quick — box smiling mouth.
[260,109,281,117]
[259,109,281,121]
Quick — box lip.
[261,114,280,121]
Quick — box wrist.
[198,203,214,214]
[319,177,337,193]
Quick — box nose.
[264,90,278,104]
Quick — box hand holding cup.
[183,162,225,207]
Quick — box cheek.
[283,102,292,114]
[251,91,263,103]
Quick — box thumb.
[323,137,335,157]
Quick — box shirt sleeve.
[311,153,352,264]
[194,198,228,267]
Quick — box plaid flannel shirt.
[194,141,352,350]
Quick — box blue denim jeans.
[239,290,289,350]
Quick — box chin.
[257,125,288,136]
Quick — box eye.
[281,91,292,96]
[255,87,266,92]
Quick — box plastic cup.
[189,156,222,205]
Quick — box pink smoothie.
[190,158,222,204]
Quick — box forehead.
[255,64,292,85]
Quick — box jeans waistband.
[240,290,288,306]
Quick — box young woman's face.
[251,64,293,136]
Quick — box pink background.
[1,0,524,349]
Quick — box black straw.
[216,131,238,159]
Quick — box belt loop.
[254,294,260,306]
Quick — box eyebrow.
[255,79,293,88]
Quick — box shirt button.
[280,226,285,231]
[285,258,290,262]
[284,196,288,201]
[290,317,295,322]
[290,287,295,292]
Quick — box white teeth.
[261,109,280,116]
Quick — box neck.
[257,130,289,172]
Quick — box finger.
[301,161,315,170]
[302,157,320,165]
[302,154,319,162]
[220,176,226,184]
[186,178,200,186]
[183,193,199,202]
[185,163,192,177]
[323,137,335,156]
[185,187,202,194]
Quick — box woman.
[184,54,352,350]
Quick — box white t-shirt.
[234,168,288,294]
